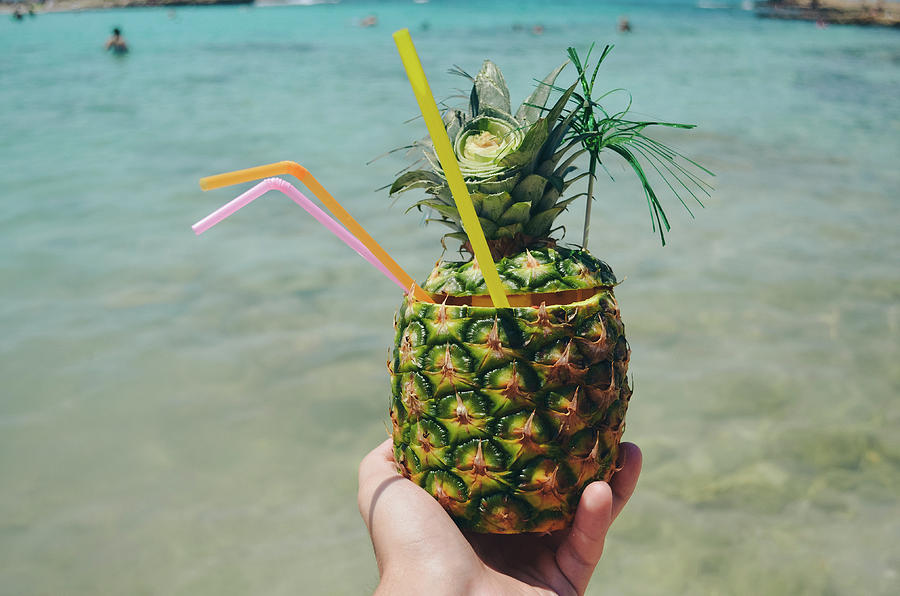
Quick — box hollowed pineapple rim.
[425,284,616,308]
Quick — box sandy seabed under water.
[1,2,898,594]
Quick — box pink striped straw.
[192,177,406,291]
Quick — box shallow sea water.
[1,1,898,594]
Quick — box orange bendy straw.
[392,29,510,308]
[200,161,434,303]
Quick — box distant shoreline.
[756,0,900,27]
[6,0,900,28]
[2,0,252,15]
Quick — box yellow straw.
[200,160,434,304]
[392,29,510,308]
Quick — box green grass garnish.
[562,44,714,246]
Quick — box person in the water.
[105,28,129,54]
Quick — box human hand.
[358,438,641,596]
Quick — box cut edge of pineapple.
[427,285,617,308]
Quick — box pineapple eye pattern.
[390,288,631,533]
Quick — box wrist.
[374,570,431,596]
[375,560,480,596]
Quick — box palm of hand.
[358,439,641,596]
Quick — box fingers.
[358,440,397,494]
[357,438,401,525]
[610,442,642,522]
[357,438,478,578]
[554,481,613,595]
[554,442,642,595]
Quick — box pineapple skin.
[389,248,631,533]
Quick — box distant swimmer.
[360,15,378,28]
[12,5,25,20]
[105,27,129,54]
[617,17,632,33]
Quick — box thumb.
[555,442,642,594]
[554,481,614,594]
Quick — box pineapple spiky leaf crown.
[390,45,713,256]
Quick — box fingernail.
[614,446,627,472]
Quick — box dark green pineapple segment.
[422,246,616,296]
[390,271,632,534]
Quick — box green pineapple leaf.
[544,82,578,133]
[473,191,513,221]
[523,208,563,237]
[390,170,444,195]
[554,195,582,211]
[440,232,470,248]
[535,186,561,213]
[516,61,569,126]
[499,118,548,170]
[410,199,462,223]
[510,174,548,207]
[495,223,524,238]
[478,217,499,237]
[471,174,520,195]
[427,218,461,229]
[443,109,469,142]
[498,201,532,226]
[471,60,512,116]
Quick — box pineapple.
[388,48,710,533]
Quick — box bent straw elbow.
[191,178,406,292]
[197,161,434,303]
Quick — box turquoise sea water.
[1,1,899,594]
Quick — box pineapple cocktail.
[387,45,711,534]
[194,37,710,537]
